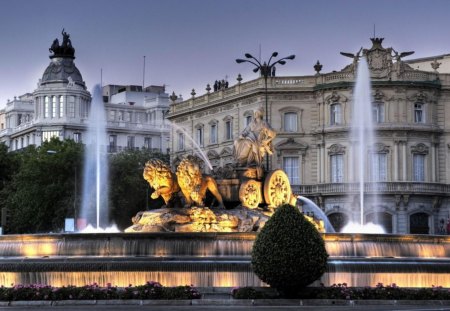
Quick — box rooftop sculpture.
[49,28,75,58]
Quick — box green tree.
[0,143,19,229]
[3,138,83,233]
[251,204,329,297]
[109,149,168,230]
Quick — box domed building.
[0,30,170,153]
[168,37,450,235]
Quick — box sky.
[1,0,450,107]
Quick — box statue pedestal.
[125,206,271,233]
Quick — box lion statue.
[143,159,180,208]
[176,156,224,209]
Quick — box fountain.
[79,85,110,230]
[351,57,376,225]
[0,37,449,290]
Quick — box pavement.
[1,299,450,310]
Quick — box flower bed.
[231,283,450,300]
[0,282,201,301]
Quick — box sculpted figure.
[49,38,60,54]
[233,107,276,167]
[143,159,180,207]
[176,156,224,208]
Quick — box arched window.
[410,212,429,234]
[177,132,185,151]
[44,96,49,118]
[209,120,218,144]
[52,96,57,118]
[59,96,64,118]
[366,212,393,233]
[328,212,348,233]
[330,103,341,125]
[223,116,233,141]
[195,123,204,147]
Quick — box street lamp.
[236,52,295,170]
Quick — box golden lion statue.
[176,156,224,209]
[143,159,180,208]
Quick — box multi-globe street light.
[235,52,295,170]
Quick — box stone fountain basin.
[0,233,449,287]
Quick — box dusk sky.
[1,0,450,107]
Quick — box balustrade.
[294,182,450,196]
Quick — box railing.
[292,182,450,196]
[169,68,443,117]
[402,71,438,81]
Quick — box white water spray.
[80,85,110,230]
[167,121,213,171]
[351,57,377,225]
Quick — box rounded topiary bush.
[251,204,329,296]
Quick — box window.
[370,153,387,181]
[330,103,341,125]
[225,120,232,140]
[283,157,300,185]
[127,136,135,149]
[52,96,57,118]
[413,154,425,181]
[109,135,117,153]
[125,112,131,122]
[414,103,424,123]
[210,124,217,144]
[144,137,152,149]
[67,96,75,118]
[59,96,64,118]
[196,127,204,147]
[245,115,252,126]
[73,132,81,143]
[284,112,298,132]
[373,102,384,123]
[330,154,344,182]
[42,131,59,142]
[178,132,185,151]
[109,110,116,121]
[410,212,429,234]
[44,96,49,118]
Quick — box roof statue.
[49,28,75,59]
[340,37,415,78]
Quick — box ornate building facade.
[168,38,450,235]
[0,31,170,154]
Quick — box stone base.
[125,206,272,233]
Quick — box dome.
[41,57,85,86]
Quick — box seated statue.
[233,107,276,168]
[143,159,180,208]
[176,156,224,208]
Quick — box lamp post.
[236,52,295,170]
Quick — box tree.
[3,138,83,233]
[109,149,168,230]
[251,204,329,296]
[0,143,19,229]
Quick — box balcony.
[292,182,450,197]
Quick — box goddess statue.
[233,107,276,168]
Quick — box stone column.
[431,143,436,182]
[402,141,407,181]
[393,141,399,181]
